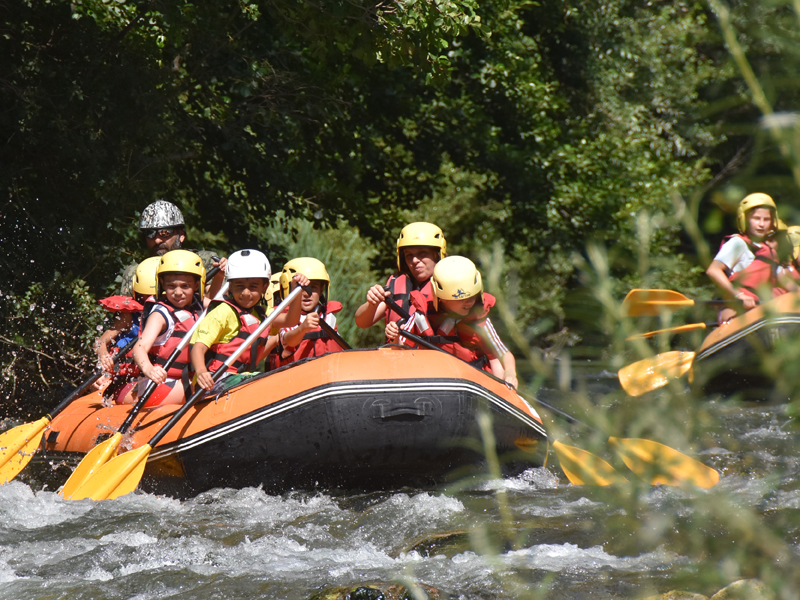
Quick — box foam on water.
[384,492,464,518]
[0,481,93,530]
[99,532,159,547]
[744,424,793,441]
[520,495,603,518]
[486,467,561,492]
[0,558,21,584]
[504,543,687,573]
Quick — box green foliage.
[253,216,385,347]
[0,0,780,407]
[0,276,106,418]
[0,0,734,416]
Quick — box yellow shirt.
[191,302,278,348]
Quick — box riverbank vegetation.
[4,1,800,597]
[1,0,732,407]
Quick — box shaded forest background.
[2,0,800,415]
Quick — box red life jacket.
[277,301,344,367]
[205,299,267,374]
[384,275,435,325]
[411,293,497,370]
[146,298,203,379]
[723,234,780,301]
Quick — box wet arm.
[282,313,318,349]
[500,351,518,389]
[191,342,215,390]
[354,285,389,328]
[132,312,168,384]
[278,274,311,328]
[95,328,120,372]
[706,260,756,309]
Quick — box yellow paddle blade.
[618,351,695,397]
[608,437,720,489]
[621,289,694,317]
[60,432,123,499]
[68,444,152,501]
[0,417,50,484]
[626,322,708,341]
[551,441,627,486]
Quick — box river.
[1,382,799,599]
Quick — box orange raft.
[43,346,548,497]
[691,292,800,399]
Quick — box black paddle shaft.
[381,296,591,429]
[45,336,138,421]
[315,302,351,350]
[381,296,444,353]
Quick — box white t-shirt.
[713,236,757,274]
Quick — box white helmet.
[226,249,271,280]
[139,200,185,230]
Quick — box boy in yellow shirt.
[190,249,309,390]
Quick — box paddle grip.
[146,285,303,448]
[381,296,447,354]
[382,285,408,325]
[207,262,222,279]
[314,303,351,350]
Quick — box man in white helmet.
[118,200,222,296]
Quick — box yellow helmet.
[156,250,206,300]
[430,256,482,311]
[786,226,800,261]
[736,193,777,234]
[133,256,160,297]
[280,257,330,299]
[266,272,283,310]
[396,222,447,272]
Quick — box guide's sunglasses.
[143,227,178,239]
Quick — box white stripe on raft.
[147,379,546,461]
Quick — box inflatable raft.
[691,292,800,400]
[43,346,548,497]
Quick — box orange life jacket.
[205,299,267,374]
[409,292,497,370]
[277,301,344,367]
[146,298,202,379]
[723,234,781,301]
[384,275,435,325]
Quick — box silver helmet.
[139,200,185,230]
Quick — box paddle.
[316,302,351,350]
[607,437,718,488]
[625,322,717,341]
[622,289,727,317]
[524,386,716,488]
[383,297,718,488]
[60,279,228,498]
[66,285,304,501]
[617,350,696,397]
[551,441,627,486]
[0,336,138,484]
